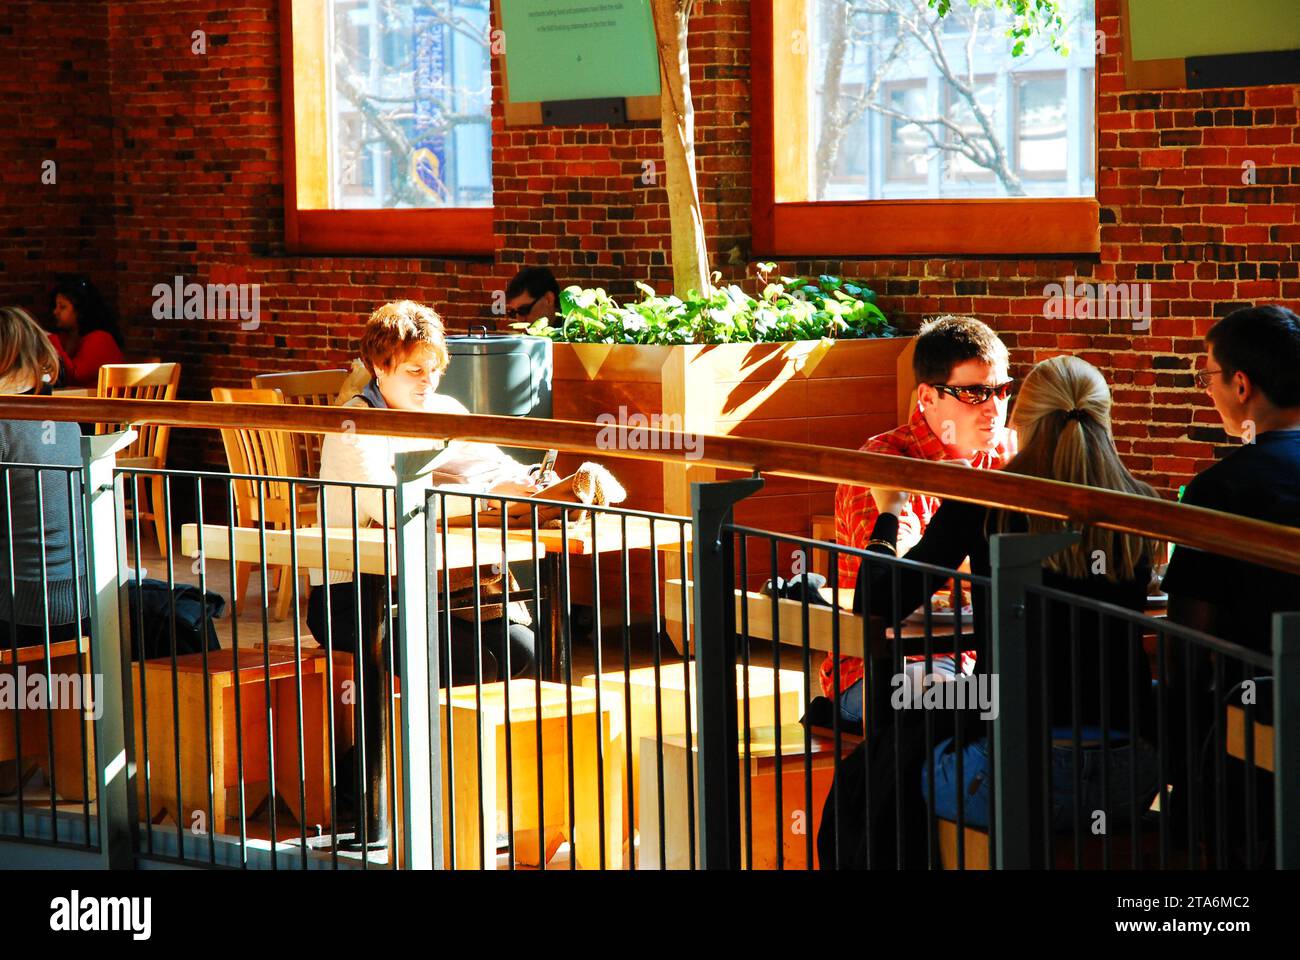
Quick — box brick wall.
[0,1,116,314]
[6,0,1299,496]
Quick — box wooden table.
[180,523,544,578]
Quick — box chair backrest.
[211,387,300,526]
[249,369,349,477]
[95,362,181,463]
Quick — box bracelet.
[867,538,897,555]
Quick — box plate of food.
[904,591,974,624]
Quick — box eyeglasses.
[930,380,1015,405]
[1194,368,1223,390]
[504,299,538,320]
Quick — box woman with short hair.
[307,299,540,683]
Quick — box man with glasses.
[504,267,562,327]
[1161,304,1300,866]
[824,315,1015,728]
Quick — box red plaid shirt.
[820,404,1011,697]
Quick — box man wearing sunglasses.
[504,266,562,326]
[824,315,1015,728]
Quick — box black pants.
[305,577,535,685]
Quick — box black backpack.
[125,579,224,661]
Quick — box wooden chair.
[96,363,181,558]
[249,369,349,481]
[211,387,312,620]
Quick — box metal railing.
[0,396,1296,870]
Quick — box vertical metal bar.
[469,499,486,868]
[130,472,150,855]
[530,504,543,872]
[194,477,217,866]
[681,521,696,870]
[1040,597,1054,868]
[739,532,754,870]
[690,477,760,870]
[1273,613,1300,868]
[588,509,606,868]
[255,477,277,867]
[561,509,576,870]
[316,483,337,870]
[393,450,439,870]
[64,469,92,838]
[1184,628,1199,868]
[1212,651,1227,868]
[350,486,367,865]
[619,514,634,869]
[380,492,397,868]
[649,519,666,869]
[990,531,1077,869]
[33,470,58,839]
[440,496,457,870]
[162,474,184,859]
[225,477,249,865]
[1099,609,1111,871]
[798,538,813,871]
[80,432,135,868]
[890,563,904,868]
[769,538,782,870]
[286,482,308,867]
[2,467,23,840]
[500,499,515,871]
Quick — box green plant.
[512,264,896,345]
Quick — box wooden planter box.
[552,337,915,606]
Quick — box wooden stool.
[439,680,625,870]
[639,723,860,870]
[133,648,335,835]
[581,663,805,833]
[1,639,96,802]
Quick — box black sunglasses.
[504,298,538,320]
[930,380,1015,405]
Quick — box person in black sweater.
[820,355,1165,867]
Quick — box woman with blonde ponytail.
[821,355,1164,868]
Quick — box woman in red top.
[48,277,125,387]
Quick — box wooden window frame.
[752,0,1100,258]
[279,0,494,257]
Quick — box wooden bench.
[0,639,96,803]
[936,819,1166,870]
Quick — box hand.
[870,486,910,516]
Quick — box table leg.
[543,554,563,683]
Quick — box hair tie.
[1064,408,1086,422]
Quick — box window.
[755,0,1099,256]
[885,82,929,183]
[281,0,494,255]
[944,75,998,185]
[1013,71,1068,180]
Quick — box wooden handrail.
[9,394,1300,577]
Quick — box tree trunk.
[651,0,711,297]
